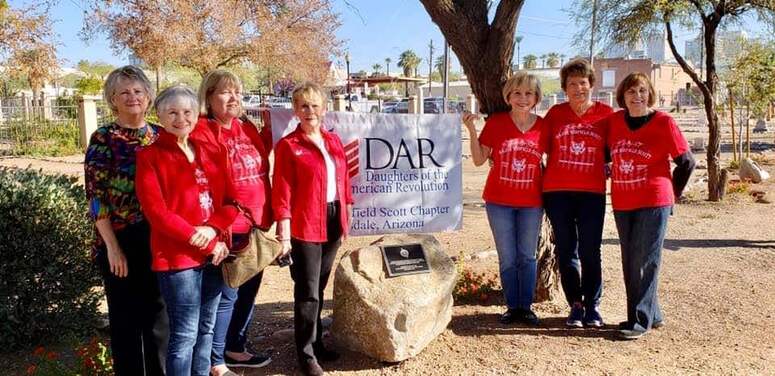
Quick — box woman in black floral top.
[84,66,168,376]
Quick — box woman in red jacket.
[193,70,273,375]
[273,82,353,376]
[606,73,695,340]
[136,85,238,375]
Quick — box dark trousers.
[544,191,605,309]
[97,221,168,376]
[289,201,342,363]
[614,206,671,332]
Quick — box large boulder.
[332,234,457,362]
[739,158,770,183]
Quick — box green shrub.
[0,167,101,352]
[5,118,80,156]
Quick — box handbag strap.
[231,201,260,229]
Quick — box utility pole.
[443,39,450,113]
[590,0,599,66]
[428,39,435,97]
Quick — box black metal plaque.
[380,243,430,277]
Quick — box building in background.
[593,57,697,108]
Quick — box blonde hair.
[198,69,242,116]
[291,82,327,109]
[502,71,542,108]
[103,65,155,115]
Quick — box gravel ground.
[2,148,774,375]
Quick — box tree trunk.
[534,215,560,302]
[421,0,559,303]
[729,90,737,162]
[703,22,722,201]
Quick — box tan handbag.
[221,203,283,288]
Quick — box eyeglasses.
[115,89,147,99]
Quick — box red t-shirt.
[543,101,613,193]
[606,111,689,210]
[478,112,547,208]
[221,124,269,233]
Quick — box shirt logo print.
[512,159,526,172]
[570,141,586,155]
[619,159,634,173]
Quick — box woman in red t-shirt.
[192,70,274,374]
[463,71,547,326]
[542,58,613,328]
[606,73,695,340]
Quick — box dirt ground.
[2,144,775,375]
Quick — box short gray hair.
[154,85,199,114]
[103,65,155,114]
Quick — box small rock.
[740,158,770,183]
[471,249,497,260]
[271,328,294,342]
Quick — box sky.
[7,0,768,73]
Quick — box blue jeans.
[614,206,671,333]
[485,203,543,310]
[211,260,263,365]
[544,191,605,308]
[157,265,223,376]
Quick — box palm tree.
[523,54,538,69]
[559,53,567,66]
[434,55,445,79]
[514,35,524,69]
[540,54,548,68]
[372,63,382,75]
[398,50,421,77]
[546,52,560,68]
[385,57,392,76]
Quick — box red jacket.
[272,125,354,242]
[136,128,239,271]
[191,116,273,229]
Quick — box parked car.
[424,97,463,113]
[385,101,409,113]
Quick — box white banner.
[269,109,462,236]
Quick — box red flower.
[26,365,37,375]
[33,347,45,356]
[46,351,59,361]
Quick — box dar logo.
[620,159,634,173]
[511,159,526,172]
[399,247,410,258]
[570,141,586,155]
[344,139,360,178]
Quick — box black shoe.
[300,359,325,376]
[500,308,540,326]
[224,353,272,368]
[618,320,664,330]
[314,346,340,362]
[499,309,518,324]
[618,328,646,340]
